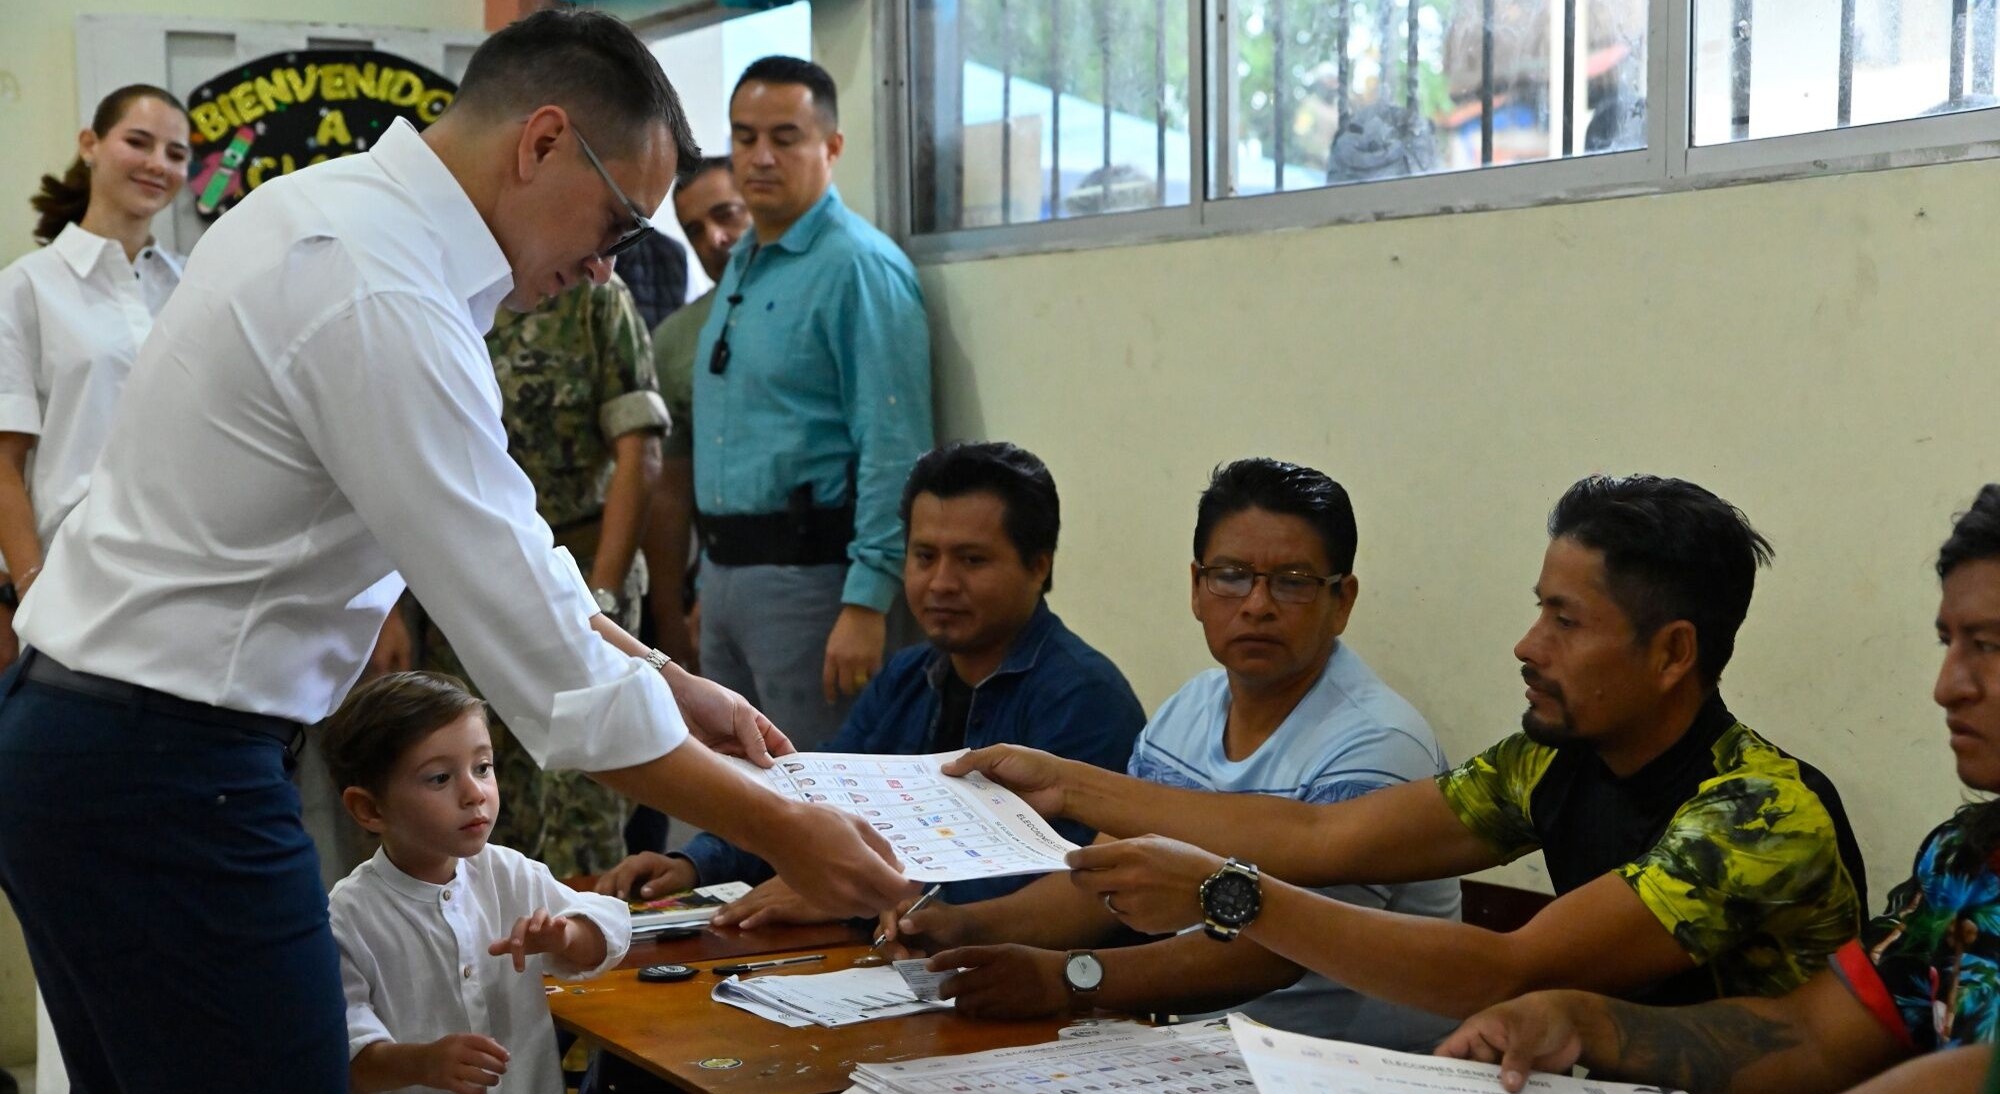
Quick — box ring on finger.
[1102,892,1121,916]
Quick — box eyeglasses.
[1196,565,1345,604]
[572,126,657,260]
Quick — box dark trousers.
[0,659,347,1093]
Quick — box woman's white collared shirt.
[0,222,183,547]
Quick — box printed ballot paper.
[725,750,1079,882]
[712,966,952,1028]
[1229,1016,1690,1093]
[846,1020,1246,1094]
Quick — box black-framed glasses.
[573,126,657,260]
[1196,565,1345,604]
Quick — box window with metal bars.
[890,0,2000,253]
[908,0,1193,232]
[1693,0,2000,146]
[1219,0,1645,198]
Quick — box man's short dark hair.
[452,7,701,176]
[319,671,486,797]
[689,155,734,183]
[1548,475,1774,687]
[733,55,839,130]
[899,442,1060,593]
[1193,459,1358,575]
[1939,485,2000,580]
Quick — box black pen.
[711,954,826,975]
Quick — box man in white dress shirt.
[0,12,910,1092]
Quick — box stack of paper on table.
[1228,1015,1691,1093]
[845,1021,1244,1093]
[626,881,751,938]
[711,966,952,1029]
[725,750,1079,882]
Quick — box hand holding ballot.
[660,662,795,767]
[1433,991,1593,1092]
[723,750,1085,883]
[940,744,1078,819]
[1064,834,1223,935]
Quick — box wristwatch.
[642,648,672,673]
[1198,859,1262,942]
[1062,950,1103,1012]
[591,587,621,616]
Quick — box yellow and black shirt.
[1437,695,1866,1004]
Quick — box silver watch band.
[643,648,672,672]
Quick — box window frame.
[882,0,2000,264]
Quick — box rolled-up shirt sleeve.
[0,269,44,436]
[526,861,632,979]
[274,289,687,771]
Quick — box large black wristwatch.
[1198,858,1262,941]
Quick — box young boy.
[321,671,632,1094]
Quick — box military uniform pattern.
[1438,722,1864,1000]
[423,277,669,879]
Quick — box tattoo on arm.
[1599,999,1802,1093]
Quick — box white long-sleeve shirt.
[14,118,686,771]
[0,222,183,547]
[330,845,631,1094]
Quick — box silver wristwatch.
[591,587,621,616]
[642,648,672,673]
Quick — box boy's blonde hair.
[318,671,486,795]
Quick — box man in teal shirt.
[693,55,933,748]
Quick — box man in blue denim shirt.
[692,56,933,750]
[596,443,1145,913]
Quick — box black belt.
[698,501,854,568]
[22,650,304,751]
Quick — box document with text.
[726,750,1079,882]
[1230,1017,1689,1093]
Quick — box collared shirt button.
[442,890,452,901]
[462,965,472,979]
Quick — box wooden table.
[550,937,1075,1094]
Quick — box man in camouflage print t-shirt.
[422,274,669,878]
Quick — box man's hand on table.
[593,851,697,901]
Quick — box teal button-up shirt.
[692,186,933,611]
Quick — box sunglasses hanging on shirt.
[709,293,745,375]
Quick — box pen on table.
[871,884,943,950]
[711,954,826,975]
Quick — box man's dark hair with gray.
[453,7,702,175]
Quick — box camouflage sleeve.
[1616,767,1854,968]
[592,277,668,442]
[1434,733,1555,861]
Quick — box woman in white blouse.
[0,85,191,667]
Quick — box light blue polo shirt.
[1128,641,1462,1050]
[691,185,933,611]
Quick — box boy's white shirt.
[330,843,632,1092]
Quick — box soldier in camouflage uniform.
[422,274,669,879]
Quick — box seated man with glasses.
[927,474,1866,1035]
[887,458,1463,1050]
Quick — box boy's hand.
[419,1033,509,1094]
[488,908,574,973]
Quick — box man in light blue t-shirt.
[893,458,1461,1050]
